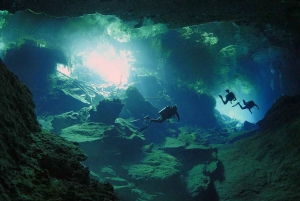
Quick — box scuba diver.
[219,89,237,105]
[232,99,259,114]
[139,105,180,132]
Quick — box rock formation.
[215,94,300,201]
[0,59,118,200]
[3,51,300,200]
[257,95,300,129]
[1,0,299,31]
[89,99,124,124]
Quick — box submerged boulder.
[27,130,118,200]
[60,120,145,164]
[51,107,90,133]
[119,86,158,120]
[126,150,185,200]
[185,160,221,199]
[162,137,219,164]
[186,164,210,197]
[60,122,109,142]
[89,98,124,124]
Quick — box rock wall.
[0,59,118,200]
[1,0,299,30]
[0,58,41,200]
[215,94,300,201]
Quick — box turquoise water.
[0,9,298,201]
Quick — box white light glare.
[83,47,134,85]
[56,63,71,77]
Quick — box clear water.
[0,9,298,201]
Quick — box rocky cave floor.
[1,59,300,201]
[36,91,300,201]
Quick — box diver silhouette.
[219,89,237,105]
[139,105,180,132]
[232,100,259,114]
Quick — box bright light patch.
[57,63,71,77]
[83,46,134,84]
[0,42,5,57]
[0,42,5,49]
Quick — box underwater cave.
[1,1,300,200]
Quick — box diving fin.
[139,121,152,132]
[232,102,240,107]
[130,115,150,123]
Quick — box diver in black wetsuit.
[219,89,237,105]
[139,105,180,131]
[233,99,259,114]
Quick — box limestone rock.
[100,123,145,152]
[100,167,117,178]
[186,164,210,197]
[2,0,297,30]
[61,121,145,168]
[119,86,158,120]
[60,122,109,142]
[243,121,259,131]
[89,99,124,124]
[51,107,90,133]
[0,60,118,200]
[257,95,300,129]
[215,114,300,201]
[162,137,218,164]
[205,161,219,175]
[163,137,186,149]
[127,153,181,181]
[126,150,184,199]
[0,59,40,200]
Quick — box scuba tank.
[158,106,171,116]
[247,101,254,107]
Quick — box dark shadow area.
[202,181,220,201]
[210,160,225,182]
[4,40,66,93]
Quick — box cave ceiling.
[1,0,300,31]
[1,0,300,123]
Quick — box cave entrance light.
[83,47,134,85]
